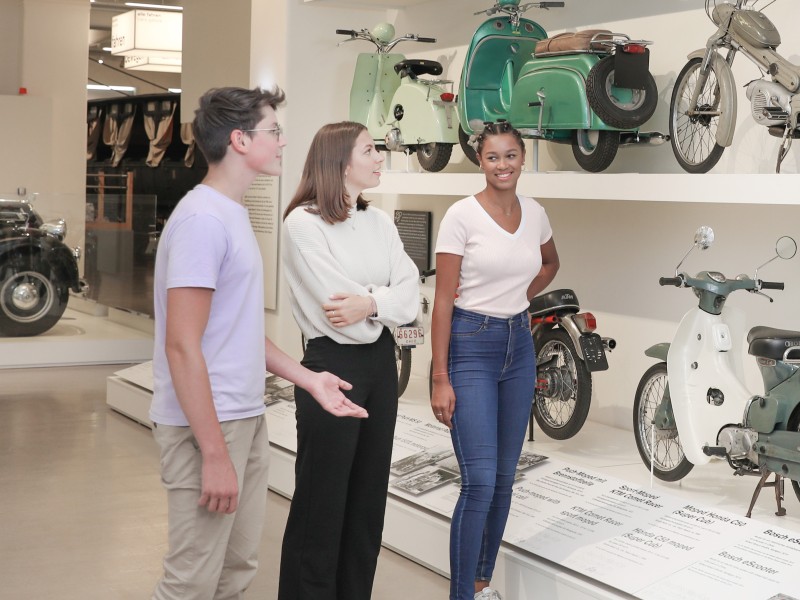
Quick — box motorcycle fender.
[644,342,670,362]
[512,57,599,131]
[391,83,459,144]
[687,49,737,147]
[557,317,586,361]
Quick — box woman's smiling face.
[346,129,384,198]
[478,132,525,191]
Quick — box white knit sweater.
[282,205,420,344]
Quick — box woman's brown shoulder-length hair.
[283,121,369,224]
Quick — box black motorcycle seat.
[747,325,800,360]
[394,59,443,78]
[528,289,580,317]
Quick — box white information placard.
[260,390,800,599]
[638,523,800,600]
[243,175,279,310]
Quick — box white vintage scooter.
[634,226,800,515]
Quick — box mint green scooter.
[459,1,666,172]
[336,23,459,172]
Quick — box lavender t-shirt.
[150,184,266,426]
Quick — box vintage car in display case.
[0,199,86,336]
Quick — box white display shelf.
[372,171,800,204]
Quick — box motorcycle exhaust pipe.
[602,337,616,351]
[619,131,669,147]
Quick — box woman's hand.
[323,293,372,327]
[430,374,455,429]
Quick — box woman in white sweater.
[278,121,419,600]
[431,121,560,600]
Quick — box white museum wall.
[0,0,88,257]
[180,0,252,119]
[0,0,22,95]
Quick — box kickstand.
[528,405,535,442]
[745,471,786,518]
[776,111,799,173]
[776,129,793,173]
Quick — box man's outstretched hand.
[307,371,367,418]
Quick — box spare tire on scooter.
[586,55,658,130]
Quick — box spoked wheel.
[669,57,727,173]
[0,256,68,336]
[533,328,592,440]
[416,143,453,172]
[586,55,658,129]
[633,363,694,482]
[458,126,480,166]
[571,129,619,172]
[396,344,412,398]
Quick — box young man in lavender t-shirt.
[149,87,367,600]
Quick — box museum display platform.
[107,365,800,600]
[0,297,154,369]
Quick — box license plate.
[579,333,609,372]
[614,48,649,89]
[395,326,424,347]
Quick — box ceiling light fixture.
[124,3,183,10]
[87,84,136,92]
[123,55,181,73]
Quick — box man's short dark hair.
[192,86,286,164]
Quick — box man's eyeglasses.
[239,124,283,138]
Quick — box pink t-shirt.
[150,184,266,426]
[435,195,552,318]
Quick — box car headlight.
[40,219,66,240]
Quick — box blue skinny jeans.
[447,307,536,600]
